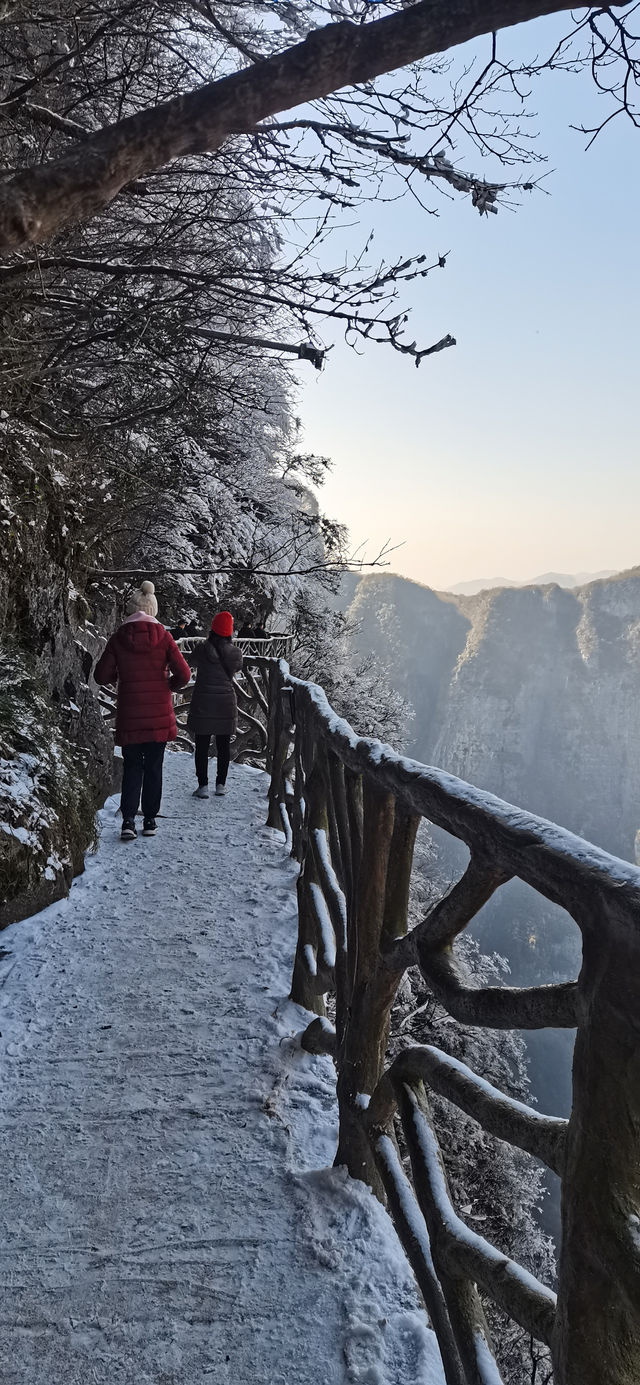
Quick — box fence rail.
[177,633,294,659]
[263,657,640,1385]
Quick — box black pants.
[194,733,231,787]
[121,742,166,821]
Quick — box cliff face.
[0,428,116,926]
[346,573,471,761]
[346,568,640,861]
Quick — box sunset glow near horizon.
[297,17,640,592]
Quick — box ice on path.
[0,753,445,1385]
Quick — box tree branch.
[384,854,510,971]
[0,0,615,253]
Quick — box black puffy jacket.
[187,637,243,736]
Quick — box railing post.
[335,777,411,1193]
[266,667,292,831]
[290,719,306,864]
[265,661,279,775]
[554,895,640,1385]
[290,739,328,1017]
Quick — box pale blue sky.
[297,15,640,590]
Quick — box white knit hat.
[126,579,158,617]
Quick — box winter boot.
[121,819,137,841]
[193,785,209,799]
[215,782,226,797]
[142,818,157,836]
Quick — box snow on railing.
[177,633,294,660]
[263,658,640,1385]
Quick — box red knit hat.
[211,610,234,637]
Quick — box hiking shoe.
[142,818,157,836]
[121,819,137,841]
[193,785,209,799]
[215,782,226,797]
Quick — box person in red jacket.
[95,581,191,841]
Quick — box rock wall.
[347,568,640,861]
[0,429,116,926]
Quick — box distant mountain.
[446,570,618,596]
[343,564,640,859]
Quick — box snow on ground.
[0,752,444,1385]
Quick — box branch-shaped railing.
[264,658,640,1385]
[177,633,294,660]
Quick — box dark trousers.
[194,733,231,786]
[121,742,166,821]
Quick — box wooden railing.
[177,633,294,660]
[264,658,640,1385]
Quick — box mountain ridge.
[342,563,640,860]
[444,569,618,596]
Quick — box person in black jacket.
[187,611,242,798]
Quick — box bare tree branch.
[0,0,623,253]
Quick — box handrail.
[263,657,640,1385]
[177,633,294,659]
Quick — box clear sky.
[297,14,640,591]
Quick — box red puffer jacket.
[95,618,191,747]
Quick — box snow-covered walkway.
[0,753,444,1385]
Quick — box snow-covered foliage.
[290,591,414,747]
[0,647,97,919]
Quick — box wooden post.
[328,749,354,907]
[554,894,640,1385]
[335,776,399,1191]
[382,800,420,948]
[334,785,419,1192]
[265,660,279,775]
[290,720,306,864]
[266,669,290,831]
[290,744,328,1016]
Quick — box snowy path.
[0,754,444,1385]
